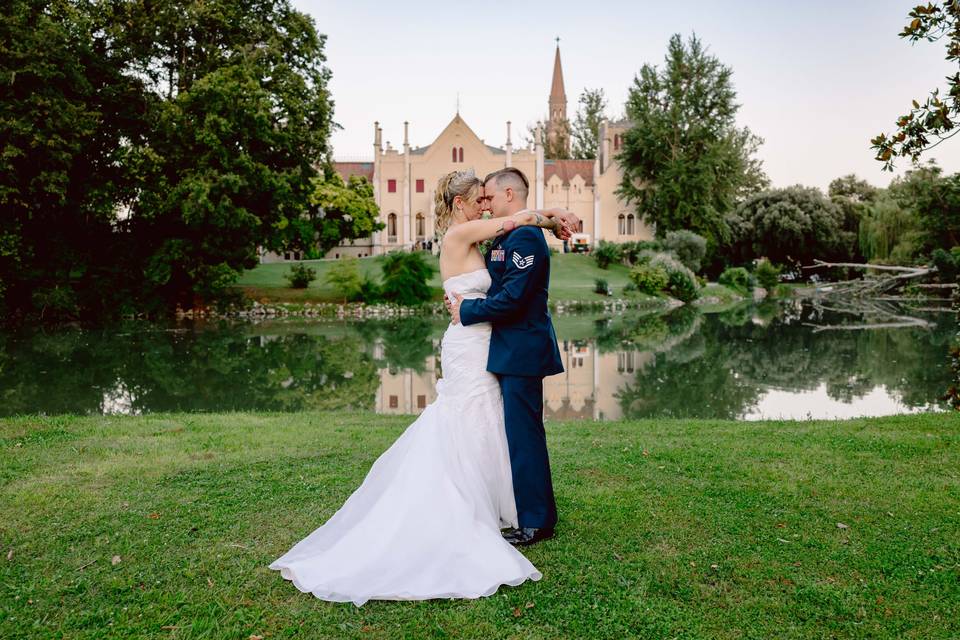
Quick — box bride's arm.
[444,208,573,247]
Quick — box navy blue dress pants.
[498,374,558,529]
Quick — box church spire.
[546,38,569,158]
[549,38,566,104]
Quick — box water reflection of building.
[372,337,649,421]
[544,341,652,421]
[373,339,441,415]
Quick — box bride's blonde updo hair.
[434,169,481,235]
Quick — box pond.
[0,300,955,421]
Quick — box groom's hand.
[444,292,464,324]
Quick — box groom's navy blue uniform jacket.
[460,225,562,529]
[459,226,563,376]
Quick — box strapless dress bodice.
[442,269,491,301]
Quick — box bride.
[269,168,573,606]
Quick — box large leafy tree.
[873,2,960,169]
[1,0,344,319]
[725,186,853,270]
[571,88,607,160]
[109,0,336,312]
[0,0,145,320]
[617,33,768,253]
[828,174,880,262]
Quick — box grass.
[235,254,636,304]
[2,411,959,639]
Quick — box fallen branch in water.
[804,319,932,332]
[802,260,938,298]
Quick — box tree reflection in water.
[0,303,953,419]
[611,301,954,419]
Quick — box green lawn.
[3,412,959,639]
[235,254,635,304]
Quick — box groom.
[447,167,577,546]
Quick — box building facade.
[262,46,652,263]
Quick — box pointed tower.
[546,40,569,157]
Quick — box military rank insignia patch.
[512,253,534,269]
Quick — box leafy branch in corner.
[873,2,960,170]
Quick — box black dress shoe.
[503,527,555,547]
[501,527,521,539]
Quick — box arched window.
[416,212,425,239]
[618,213,626,235]
[452,147,457,162]
[387,213,397,241]
[627,213,636,235]
[458,147,464,163]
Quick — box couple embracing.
[270,167,581,606]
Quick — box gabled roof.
[408,113,505,156]
[544,159,594,186]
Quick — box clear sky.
[291,0,960,190]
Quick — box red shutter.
[415,179,424,193]
[387,179,396,193]
[452,147,457,162]
[458,147,464,163]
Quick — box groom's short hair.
[484,168,529,201]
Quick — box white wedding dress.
[269,269,541,605]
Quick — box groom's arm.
[460,228,547,326]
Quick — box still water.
[1,300,954,421]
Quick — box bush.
[662,230,707,273]
[628,263,670,296]
[325,256,364,302]
[718,267,753,294]
[594,278,610,295]
[284,262,317,289]
[359,276,382,303]
[593,240,622,269]
[621,240,660,265]
[380,251,435,306]
[754,259,782,291]
[648,253,701,302]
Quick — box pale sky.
[291,0,960,190]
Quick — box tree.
[290,173,383,258]
[725,186,852,270]
[325,256,364,302]
[617,34,768,255]
[118,0,336,312]
[829,174,880,262]
[525,120,570,159]
[0,0,338,320]
[858,195,923,264]
[910,172,960,251]
[380,251,435,306]
[571,88,607,160]
[873,2,960,169]
[858,161,951,262]
[0,0,145,320]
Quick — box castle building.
[264,46,652,262]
